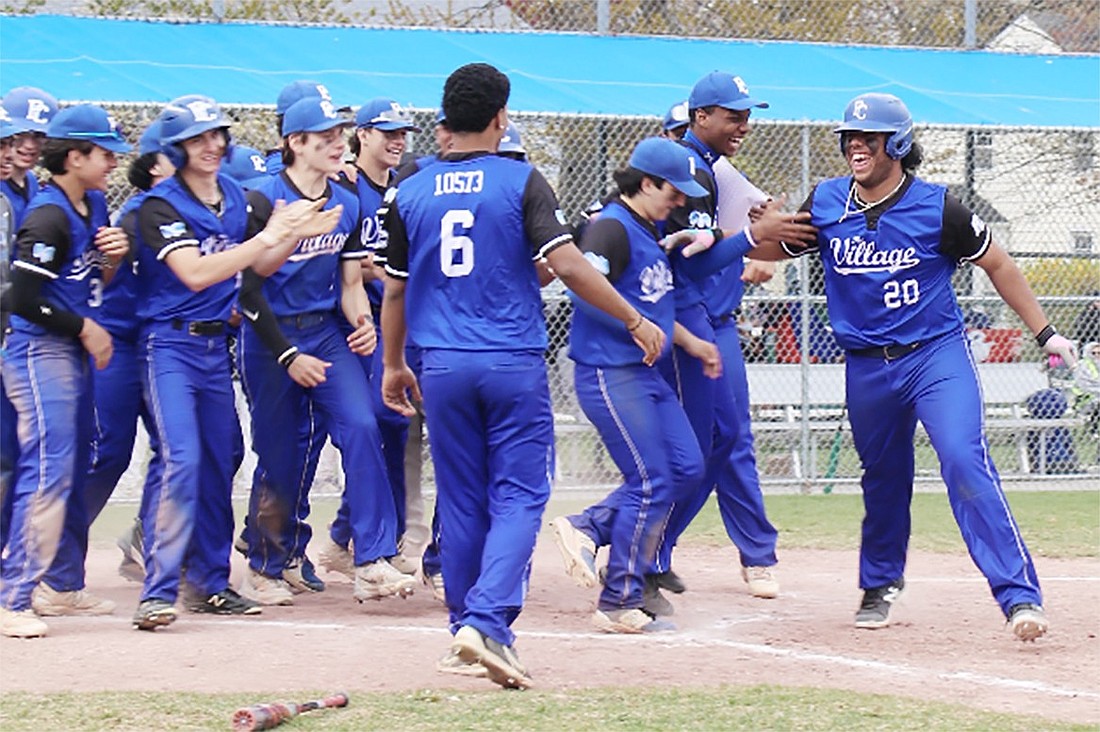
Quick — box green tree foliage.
[0,0,45,13]
[85,0,358,23]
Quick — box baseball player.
[236,96,415,606]
[1,87,57,230]
[380,62,664,688]
[745,92,1073,641]
[660,101,689,141]
[555,73,807,611]
[1,104,131,638]
[562,137,710,633]
[129,94,340,630]
[1,104,29,553]
[653,72,784,600]
[1,91,55,548]
[378,107,454,605]
[264,81,339,176]
[43,119,174,603]
[320,97,423,581]
[233,81,336,595]
[550,131,815,621]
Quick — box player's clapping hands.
[263,198,344,245]
[94,225,130,266]
[345,313,377,356]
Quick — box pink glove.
[681,229,719,258]
[1043,334,1077,369]
[658,229,697,252]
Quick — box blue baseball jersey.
[134,172,250,323]
[383,152,571,351]
[263,150,284,177]
[665,131,721,311]
[246,172,364,317]
[100,194,146,342]
[569,198,675,367]
[2,171,38,231]
[786,175,990,350]
[9,181,110,335]
[337,167,391,312]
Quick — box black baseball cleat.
[189,588,262,616]
[652,570,687,594]
[855,578,905,629]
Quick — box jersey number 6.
[441,208,474,278]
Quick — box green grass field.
[681,490,1100,557]
[9,490,1097,731]
[1,687,1096,732]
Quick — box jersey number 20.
[883,278,920,309]
[440,209,474,278]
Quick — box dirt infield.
[2,536,1097,726]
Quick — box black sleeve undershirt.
[237,189,293,361]
[10,203,83,337]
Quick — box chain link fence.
[7,0,1097,53]
[12,0,1095,494]
[88,102,1099,498]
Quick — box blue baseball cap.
[2,86,58,134]
[138,117,166,155]
[221,145,271,189]
[281,97,353,137]
[355,98,421,132]
[46,104,132,154]
[0,104,22,139]
[688,72,769,111]
[434,108,447,126]
[662,101,689,131]
[275,80,347,115]
[628,137,706,198]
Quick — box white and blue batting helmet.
[498,121,526,160]
[834,93,914,160]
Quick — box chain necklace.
[839,173,907,223]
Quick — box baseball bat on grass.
[231,692,349,731]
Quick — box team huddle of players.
[1,62,1071,687]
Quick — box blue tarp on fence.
[2,14,1097,126]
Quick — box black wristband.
[626,315,644,332]
[277,346,301,368]
[712,227,725,243]
[1035,325,1056,347]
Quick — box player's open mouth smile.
[849,152,872,174]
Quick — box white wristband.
[742,225,758,249]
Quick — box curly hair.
[442,63,510,135]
